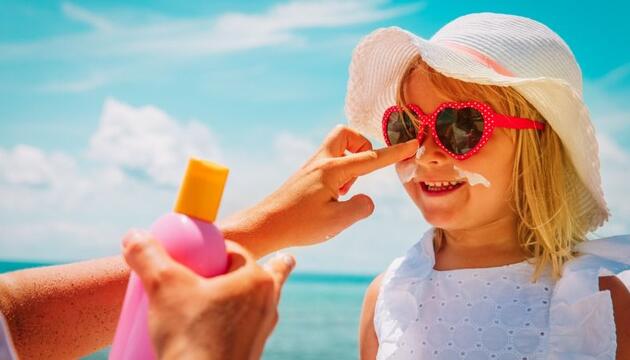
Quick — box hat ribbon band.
[438,40,514,77]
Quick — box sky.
[0,0,628,274]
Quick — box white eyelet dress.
[374,228,630,360]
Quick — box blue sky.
[0,0,629,273]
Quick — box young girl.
[345,13,630,359]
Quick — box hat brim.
[345,27,609,231]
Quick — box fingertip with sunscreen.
[268,251,296,269]
[395,139,418,161]
[281,253,296,268]
[403,139,419,148]
[122,228,147,249]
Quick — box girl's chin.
[412,185,469,224]
[423,213,461,228]
[418,204,464,227]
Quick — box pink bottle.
[109,158,230,360]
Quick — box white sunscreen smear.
[453,165,491,187]
[397,146,426,183]
[415,145,425,160]
[397,160,416,183]
[396,147,490,188]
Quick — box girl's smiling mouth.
[419,179,466,196]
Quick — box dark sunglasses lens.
[436,107,484,155]
[387,110,417,145]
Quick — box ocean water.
[0,261,372,359]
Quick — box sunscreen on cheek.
[397,146,425,183]
[397,160,416,183]
[453,165,491,187]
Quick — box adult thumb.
[264,253,296,302]
[335,193,375,225]
[122,230,191,296]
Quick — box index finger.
[321,125,373,158]
[334,139,418,178]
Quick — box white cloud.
[214,1,422,33]
[0,1,423,60]
[88,98,222,186]
[597,133,630,235]
[584,71,630,140]
[583,67,630,235]
[0,145,77,186]
[272,131,317,167]
[37,72,113,93]
[0,99,225,260]
[0,98,319,262]
[61,2,115,32]
[0,174,173,260]
[594,62,630,88]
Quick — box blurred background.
[1,0,628,358]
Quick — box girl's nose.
[416,126,450,166]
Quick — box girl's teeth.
[424,180,466,192]
[424,180,465,187]
[427,181,457,186]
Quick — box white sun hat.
[345,12,609,231]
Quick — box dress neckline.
[416,228,532,274]
[431,259,531,274]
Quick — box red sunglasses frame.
[382,100,546,160]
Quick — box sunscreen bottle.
[109,158,229,360]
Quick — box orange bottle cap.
[174,158,229,222]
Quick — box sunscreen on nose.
[415,145,426,160]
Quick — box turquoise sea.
[0,261,372,359]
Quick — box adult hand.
[219,125,418,257]
[122,230,295,360]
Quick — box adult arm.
[218,125,418,258]
[0,126,417,359]
[0,256,129,359]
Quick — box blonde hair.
[397,56,591,281]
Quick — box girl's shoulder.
[359,273,384,359]
[550,233,629,309]
[548,233,630,359]
[555,233,630,297]
[363,273,384,319]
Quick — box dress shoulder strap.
[547,234,630,359]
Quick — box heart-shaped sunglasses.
[382,101,546,160]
